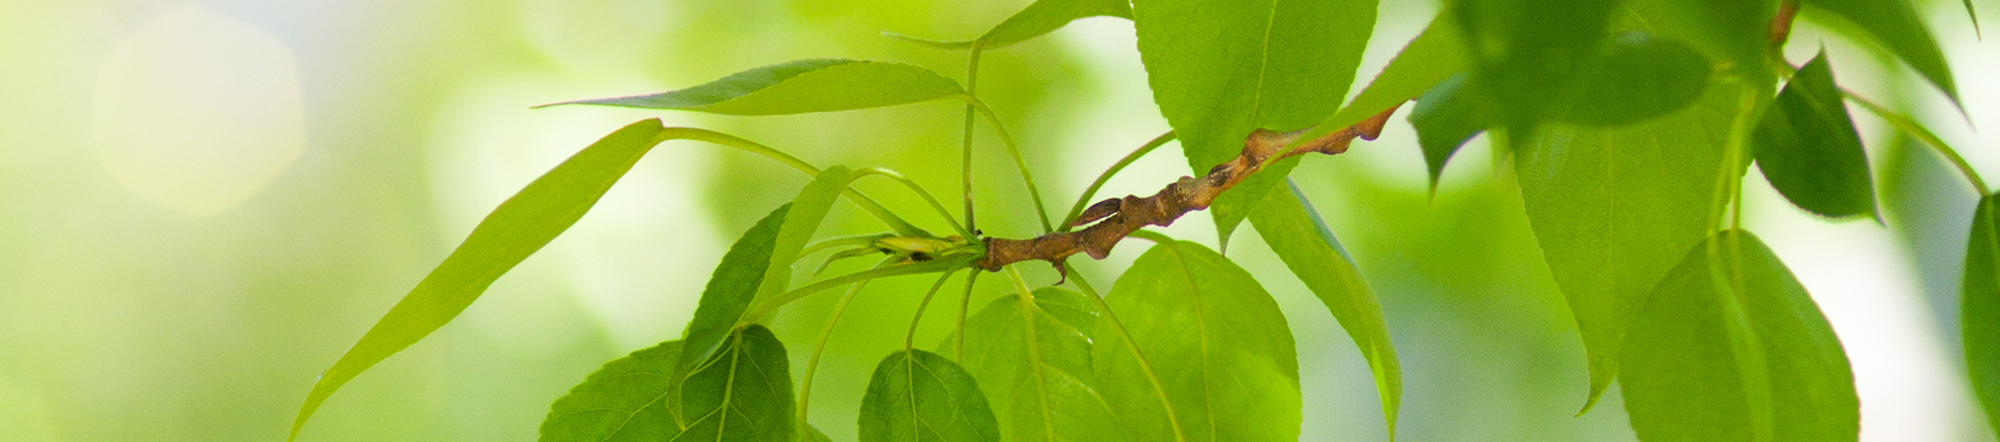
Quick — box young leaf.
[1962,194,2000,433]
[677,325,797,442]
[958,286,1124,442]
[289,119,672,440]
[1754,52,1876,219]
[1302,13,1469,144]
[548,60,965,115]
[1247,181,1400,437]
[1558,32,1713,127]
[1515,83,1742,411]
[676,204,792,390]
[1802,0,1959,104]
[1092,239,1301,441]
[1131,0,1378,246]
[751,167,855,307]
[540,340,687,442]
[1619,230,1859,442]
[1409,73,1485,190]
[887,0,1131,50]
[859,349,1002,442]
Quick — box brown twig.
[973,104,1403,273]
[1770,0,1800,48]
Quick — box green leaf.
[958,287,1123,442]
[289,119,673,441]
[1802,0,1960,104]
[859,349,1002,442]
[1619,230,1859,442]
[676,325,797,442]
[1962,194,2000,434]
[1092,239,1301,441]
[1295,12,1469,148]
[1131,0,1378,247]
[751,167,855,306]
[549,60,966,115]
[1753,52,1876,219]
[1615,0,1770,80]
[677,205,792,388]
[1515,83,1741,411]
[540,340,687,442]
[1409,73,1485,190]
[1247,180,1400,437]
[801,426,833,442]
[1452,0,1620,132]
[1559,32,1713,127]
[887,0,1131,50]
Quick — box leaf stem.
[962,96,1056,233]
[1062,131,1177,231]
[962,42,987,236]
[795,259,892,436]
[906,270,962,349]
[1061,263,1188,442]
[656,127,929,237]
[953,271,981,360]
[1841,90,1991,195]
[795,233,894,263]
[740,257,972,323]
[1707,85,1761,233]
[853,167,974,238]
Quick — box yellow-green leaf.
[959,287,1123,442]
[549,60,965,115]
[540,340,686,442]
[1802,0,1960,105]
[887,0,1131,50]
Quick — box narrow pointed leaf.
[751,167,855,307]
[540,340,687,442]
[550,60,965,115]
[1802,0,1959,104]
[1515,83,1741,411]
[888,0,1131,50]
[1754,52,1876,219]
[289,119,672,440]
[1619,230,1859,442]
[674,325,796,442]
[1409,73,1485,189]
[1962,194,2000,433]
[1558,32,1713,127]
[1301,13,1469,145]
[676,204,791,388]
[859,349,1002,442]
[1092,239,1301,441]
[1247,181,1400,437]
[958,287,1124,442]
[1132,0,1378,247]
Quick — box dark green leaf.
[959,287,1123,442]
[1619,230,1859,442]
[1247,181,1400,437]
[549,60,966,115]
[1515,83,1742,410]
[540,340,687,442]
[887,0,1131,49]
[751,167,855,306]
[1559,32,1713,126]
[1802,0,1959,104]
[1132,0,1378,246]
[289,119,673,440]
[677,205,791,387]
[1615,0,1771,83]
[1754,52,1876,218]
[676,325,796,442]
[1409,73,1485,190]
[1452,0,1620,132]
[1092,239,1300,441]
[801,426,833,442]
[1962,194,2000,433]
[1302,13,1469,144]
[859,349,1001,442]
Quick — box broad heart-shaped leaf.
[888,0,1131,50]
[1132,0,1378,247]
[1409,73,1485,190]
[676,325,796,442]
[1515,82,1743,411]
[1754,52,1876,219]
[1293,11,1470,148]
[550,60,965,115]
[957,287,1123,442]
[1247,180,1400,437]
[1558,32,1713,127]
[540,340,686,441]
[859,349,1002,442]
[1802,0,1960,105]
[1963,194,2000,434]
[289,119,673,440]
[1092,239,1301,442]
[1619,230,1859,442]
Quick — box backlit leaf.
[1559,32,1713,127]
[1452,0,1620,133]
[888,0,1131,50]
[1754,52,1876,219]
[540,340,686,442]
[859,349,1002,442]
[1961,194,2000,434]
[676,325,796,442]
[958,287,1123,442]
[1619,230,1859,442]
[549,60,965,115]
[1802,0,1959,104]
[1302,13,1469,143]
[1092,239,1301,441]
[1409,73,1485,190]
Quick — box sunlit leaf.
[1515,83,1742,411]
[1754,52,1875,219]
[1092,239,1301,441]
[1132,0,1378,247]
[1802,0,1959,104]
[1619,230,1859,442]
[289,119,673,441]
[1409,73,1485,190]
[859,349,1001,442]
[1247,181,1400,437]
[1559,32,1713,127]
[1962,194,2000,434]
[887,0,1131,50]
[676,325,796,442]
[540,340,686,442]
[1303,13,1468,144]
[958,287,1123,442]
[548,60,966,115]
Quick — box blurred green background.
[4,0,2000,440]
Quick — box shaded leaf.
[1409,73,1485,190]
[1962,194,2000,434]
[1559,32,1713,127]
[1131,0,1378,246]
[1515,83,1743,410]
[1616,0,1770,79]
[675,325,797,442]
[1247,180,1400,437]
[540,340,687,442]
[677,205,791,388]
[1754,51,1876,218]
[1092,239,1300,441]
[859,349,1001,442]
[289,119,673,440]
[958,287,1123,442]
[1619,230,1859,442]
[888,0,1131,49]
[1802,0,1959,104]
[1451,0,1620,133]
[550,60,965,115]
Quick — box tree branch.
[973,104,1403,273]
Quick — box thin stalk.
[1061,131,1177,231]
[1841,90,1991,195]
[1707,86,1761,233]
[954,271,981,361]
[962,42,987,235]
[1004,266,1060,441]
[740,257,971,324]
[657,127,927,237]
[1127,229,1175,244]
[795,259,892,436]
[853,167,974,238]
[963,96,1056,233]
[795,233,892,263]
[1061,263,1187,442]
[906,270,962,349]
